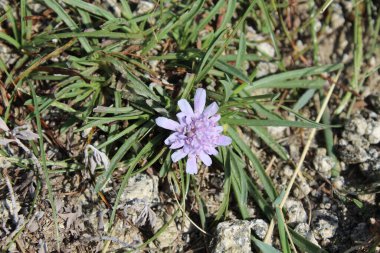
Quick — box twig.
[169,180,210,235]
[279,70,341,209]
[264,70,342,244]
[3,168,19,225]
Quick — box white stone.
[312,210,339,240]
[213,220,252,253]
[257,42,275,58]
[285,198,307,224]
[121,173,159,204]
[313,148,336,178]
[136,1,155,15]
[153,213,180,249]
[332,176,344,190]
[250,219,268,240]
[256,62,278,78]
[294,223,320,247]
[366,120,380,144]
[267,126,287,139]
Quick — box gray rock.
[332,176,345,190]
[293,181,312,199]
[367,93,380,112]
[284,198,307,224]
[136,1,155,15]
[312,210,339,240]
[336,143,369,164]
[344,114,368,136]
[256,62,278,78]
[294,223,320,248]
[331,4,345,29]
[359,148,380,179]
[313,148,336,178]
[250,219,268,240]
[213,220,252,253]
[366,119,380,144]
[153,213,180,250]
[121,173,159,204]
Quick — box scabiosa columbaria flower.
[155,88,232,174]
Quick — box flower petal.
[210,114,221,123]
[199,152,212,166]
[176,112,187,124]
[203,102,219,118]
[186,156,198,174]
[156,117,180,131]
[214,126,224,133]
[216,135,232,146]
[171,149,187,162]
[170,140,184,149]
[178,99,194,116]
[164,133,179,145]
[205,147,218,155]
[194,88,206,115]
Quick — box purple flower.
[155,88,232,174]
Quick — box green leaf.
[62,0,115,20]
[252,238,281,253]
[290,228,328,253]
[250,126,289,160]
[215,60,251,84]
[276,207,291,253]
[228,127,277,201]
[0,32,20,49]
[43,0,93,53]
[94,123,152,192]
[222,118,329,129]
[247,63,343,91]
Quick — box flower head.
[155,88,232,174]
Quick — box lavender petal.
[156,117,180,131]
[170,140,184,149]
[186,156,198,174]
[178,99,194,116]
[194,88,206,115]
[216,135,232,146]
[164,133,179,145]
[203,102,219,118]
[199,152,212,166]
[171,149,187,162]
[205,147,218,155]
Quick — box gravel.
[212,220,252,253]
[313,148,336,179]
[250,219,268,240]
[284,198,308,225]
[312,209,339,241]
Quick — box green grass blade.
[43,0,93,53]
[252,237,281,253]
[29,82,61,251]
[222,118,329,129]
[247,63,343,91]
[108,134,163,228]
[228,127,277,201]
[289,228,328,253]
[62,0,115,20]
[0,32,20,49]
[94,123,153,192]
[276,207,291,253]
[250,126,289,160]
[293,88,317,112]
[214,60,251,84]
